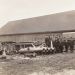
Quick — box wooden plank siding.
[0,33,62,42]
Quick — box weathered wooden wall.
[0,33,62,42]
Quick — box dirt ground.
[0,52,75,75]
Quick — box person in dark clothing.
[69,40,74,53]
[53,38,60,53]
[62,40,69,53]
[45,36,51,47]
[48,36,51,47]
[45,36,50,47]
[59,39,63,53]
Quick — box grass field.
[0,52,75,75]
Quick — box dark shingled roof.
[0,10,75,35]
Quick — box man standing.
[53,38,60,53]
[62,40,69,53]
[45,36,51,47]
[69,40,74,53]
[59,39,63,53]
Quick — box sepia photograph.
[0,0,75,75]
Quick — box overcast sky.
[0,0,75,28]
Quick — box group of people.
[45,36,75,53]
